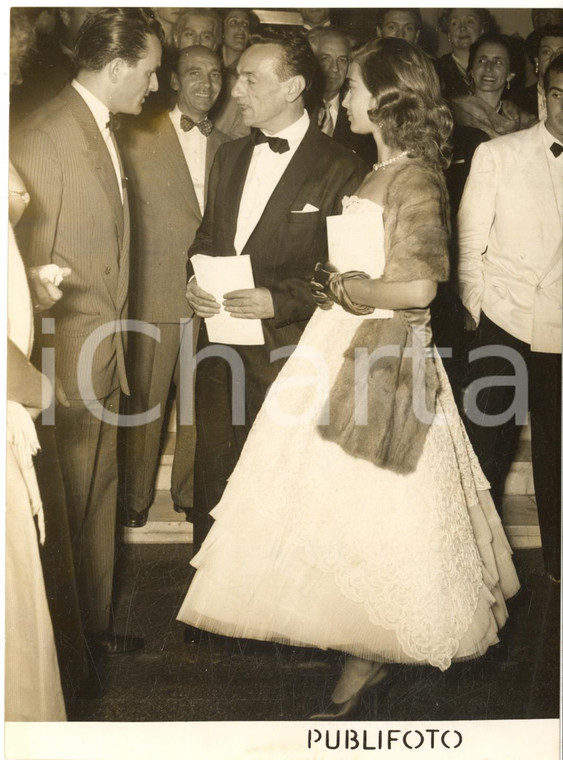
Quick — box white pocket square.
[292,203,319,213]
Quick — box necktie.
[250,128,290,154]
[106,113,120,132]
[318,102,334,137]
[180,114,214,137]
[550,142,563,158]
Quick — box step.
[122,490,193,545]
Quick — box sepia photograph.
[3,3,561,759]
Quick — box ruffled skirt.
[178,308,520,671]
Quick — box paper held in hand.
[326,213,393,320]
[191,254,265,345]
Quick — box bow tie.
[251,128,290,154]
[180,114,214,136]
[550,141,563,158]
[106,113,120,132]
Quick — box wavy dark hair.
[75,8,164,72]
[354,38,452,169]
[249,28,317,93]
[467,32,514,74]
[545,52,563,90]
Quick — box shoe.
[174,504,195,523]
[121,508,150,528]
[308,691,367,720]
[308,665,392,721]
[88,631,145,656]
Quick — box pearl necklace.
[372,150,409,172]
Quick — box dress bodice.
[329,195,386,283]
[342,195,383,216]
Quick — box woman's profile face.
[342,62,376,135]
[448,9,484,53]
[471,42,512,96]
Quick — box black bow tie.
[251,128,290,154]
[106,113,120,132]
[550,142,563,158]
[180,114,214,136]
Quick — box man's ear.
[59,9,70,28]
[507,71,516,84]
[170,71,180,92]
[107,58,124,83]
[415,29,421,44]
[285,74,306,103]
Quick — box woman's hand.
[309,262,339,310]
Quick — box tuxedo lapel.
[204,129,224,201]
[157,115,202,221]
[224,139,254,250]
[64,87,124,238]
[241,126,322,256]
[64,87,125,308]
[518,124,561,282]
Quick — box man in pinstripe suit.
[12,9,163,655]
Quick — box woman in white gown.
[177,38,520,718]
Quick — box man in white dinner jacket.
[458,54,563,582]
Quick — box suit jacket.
[331,102,378,165]
[120,112,229,323]
[458,121,562,354]
[188,121,367,390]
[11,84,130,399]
[508,83,540,120]
[435,53,473,100]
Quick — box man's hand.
[27,265,71,312]
[55,376,70,407]
[186,278,221,318]
[223,288,274,319]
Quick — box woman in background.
[451,33,536,138]
[211,8,256,138]
[177,39,519,719]
[509,25,563,119]
[435,8,493,98]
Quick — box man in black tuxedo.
[307,27,377,164]
[186,32,367,552]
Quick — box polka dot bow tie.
[180,114,214,137]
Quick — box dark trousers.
[463,313,561,578]
[121,321,197,515]
[191,323,286,553]
[55,388,121,633]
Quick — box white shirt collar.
[542,120,562,154]
[261,110,310,148]
[324,93,340,110]
[71,78,111,134]
[169,104,209,130]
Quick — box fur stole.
[317,161,450,475]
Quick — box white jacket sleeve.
[457,142,497,326]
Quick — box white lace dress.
[177,197,520,671]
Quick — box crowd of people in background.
[7,6,562,723]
